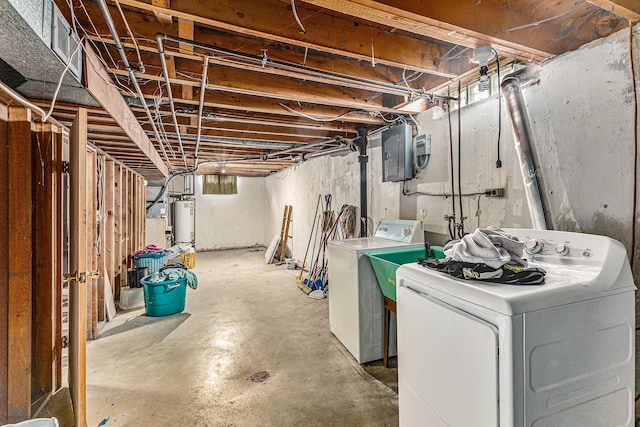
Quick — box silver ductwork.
[501,68,548,230]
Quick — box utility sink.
[367,246,445,301]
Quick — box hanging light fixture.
[470,46,495,92]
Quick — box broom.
[297,195,322,292]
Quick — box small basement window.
[202,174,237,195]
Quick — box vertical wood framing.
[6,107,33,422]
[86,149,98,340]
[114,165,122,298]
[122,170,129,285]
[0,101,10,423]
[32,122,57,404]
[69,108,88,427]
[104,160,115,301]
[54,129,64,390]
[97,155,107,322]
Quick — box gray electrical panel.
[382,124,413,182]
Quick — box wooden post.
[86,149,98,340]
[122,169,129,284]
[6,106,34,422]
[104,160,115,300]
[0,99,10,423]
[69,108,88,427]
[54,129,65,390]
[32,122,57,404]
[114,165,122,299]
[97,155,106,322]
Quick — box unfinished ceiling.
[21,0,640,177]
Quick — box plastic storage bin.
[133,251,168,274]
[367,246,445,301]
[140,275,186,316]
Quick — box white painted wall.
[193,175,268,250]
[145,217,168,248]
[265,24,640,275]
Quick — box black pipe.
[355,126,368,237]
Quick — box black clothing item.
[418,258,546,285]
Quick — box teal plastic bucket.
[367,246,445,301]
[140,275,186,317]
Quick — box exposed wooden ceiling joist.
[587,0,640,21]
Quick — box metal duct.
[501,69,548,230]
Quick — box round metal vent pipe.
[501,70,548,230]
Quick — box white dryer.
[328,219,425,363]
[396,229,635,427]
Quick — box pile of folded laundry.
[419,226,546,285]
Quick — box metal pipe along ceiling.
[195,55,209,167]
[96,0,172,171]
[156,34,187,168]
[501,70,548,230]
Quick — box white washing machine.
[328,219,425,363]
[396,229,635,427]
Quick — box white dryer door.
[398,285,500,427]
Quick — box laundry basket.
[140,275,187,317]
[133,251,168,274]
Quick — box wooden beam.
[587,0,640,21]
[115,0,457,76]
[151,0,173,24]
[178,19,194,101]
[299,0,551,62]
[108,68,404,114]
[83,43,169,177]
[7,106,33,422]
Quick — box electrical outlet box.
[485,188,505,197]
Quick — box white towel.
[444,227,525,268]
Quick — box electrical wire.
[492,48,503,169]
[447,87,456,224]
[477,194,483,229]
[279,103,360,122]
[291,0,307,34]
[42,37,85,122]
[113,0,144,71]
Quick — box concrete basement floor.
[84,248,399,426]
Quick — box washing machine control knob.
[555,244,570,256]
[525,239,544,254]
[402,227,410,237]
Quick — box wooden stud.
[69,108,88,427]
[114,164,122,298]
[97,155,106,322]
[7,106,33,422]
[54,128,65,390]
[0,102,9,423]
[32,122,56,404]
[104,160,115,309]
[86,149,98,340]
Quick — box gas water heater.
[172,199,195,245]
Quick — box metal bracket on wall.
[63,270,99,284]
